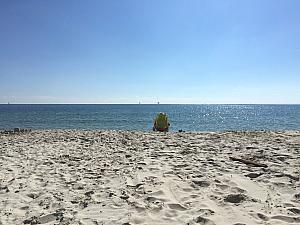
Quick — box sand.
[0,130,299,225]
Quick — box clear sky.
[0,0,299,104]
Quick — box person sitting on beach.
[153,112,170,132]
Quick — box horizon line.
[1,103,299,105]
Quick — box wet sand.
[0,130,300,225]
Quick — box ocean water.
[0,104,299,131]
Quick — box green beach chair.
[153,113,170,132]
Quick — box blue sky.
[0,0,299,104]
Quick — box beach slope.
[0,130,299,225]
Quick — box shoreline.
[1,128,300,133]
[1,130,299,224]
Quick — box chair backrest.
[156,113,168,129]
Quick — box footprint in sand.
[245,172,263,179]
[197,208,215,216]
[23,211,64,224]
[293,193,300,202]
[224,194,248,203]
[191,180,210,188]
[230,187,247,194]
[288,208,300,215]
[0,185,9,194]
[215,183,230,191]
[190,216,216,225]
[271,215,300,223]
[256,212,269,221]
[167,203,188,211]
[26,193,40,199]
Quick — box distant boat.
[8,102,10,105]
[139,101,141,104]
[157,101,160,104]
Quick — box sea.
[0,104,299,131]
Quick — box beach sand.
[0,130,299,225]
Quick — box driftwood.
[229,156,268,168]
[230,157,299,181]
